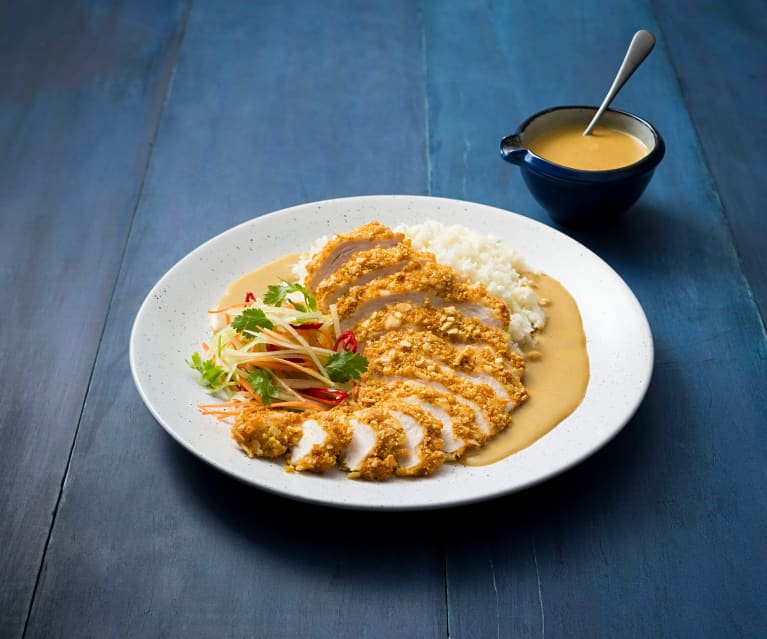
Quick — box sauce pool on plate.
[210,252,302,331]
[462,273,589,465]
[213,256,589,465]
[526,122,649,171]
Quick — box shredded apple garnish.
[188,284,367,420]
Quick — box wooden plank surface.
[423,1,767,636]
[0,1,189,636]
[4,0,765,637]
[655,0,767,326]
[22,2,444,638]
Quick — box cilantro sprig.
[324,350,368,383]
[231,308,274,334]
[247,368,278,405]
[187,352,229,391]
[263,281,317,312]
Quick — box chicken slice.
[367,352,513,439]
[285,409,353,473]
[334,260,510,331]
[364,329,527,411]
[386,402,445,477]
[340,405,406,480]
[314,244,429,309]
[232,409,304,458]
[304,221,404,291]
[358,380,480,459]
[351,302,513,353]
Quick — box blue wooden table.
[2,1,765,637]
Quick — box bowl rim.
[506,105,665,182]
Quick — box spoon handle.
[583,30,656,136]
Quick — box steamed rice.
[293,220,546,348]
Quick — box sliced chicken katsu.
[314,244,430,309]
[358,380,481,459]
[232,409,304,458]
[386,401,445,477]
[365,343,514,440]
[340,405,406,480]
[383,374,509,438]
[364,330,527,411]
[286,409,353,472]
[334,260,510,331]
[232,408,352,472]
[305,221,404,291]
[351,302,513,353]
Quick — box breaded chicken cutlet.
[351,302,513,354]
[364,329,527,410]
[334,259,510,331]
[305,221,405,291]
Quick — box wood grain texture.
[6,0,766,637]
[23,2,442,638]
[423,1,767,637]
[653,0,767,327]
[0,1,189,636]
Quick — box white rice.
[292,220,546,348]
[397,221,545,346]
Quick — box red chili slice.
[290,322,324,330]
[301,388,349,405]
[333,330,358,353]
[244,291,256,303]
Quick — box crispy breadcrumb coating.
[305,221,404,291]
[352,302,513,353]
[232,409,304,458]
[286,409,353,473]
[365,329,527,409]
[334,260,510,330]
[314,244,427,309]
[342,405,406,480]
[358,380,480,459]
[385,401,445,477]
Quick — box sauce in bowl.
[526,122,649,171]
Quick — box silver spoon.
[583,30,656,136]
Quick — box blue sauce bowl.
[500,106,665,226]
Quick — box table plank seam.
[419,1,433,196]
[533,540,545,639]
[18,3,194,636]
[442,549,450,638]
[650,0,767,340]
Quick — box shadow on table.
[162,366,666,574]
[548,200,719,280]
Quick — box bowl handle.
[500,135,527,165]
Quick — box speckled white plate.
[130,195,653,510]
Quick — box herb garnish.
[324,350,368,383]
[263,281,317,312]
[231,308,274,334]
[187,352,229,391]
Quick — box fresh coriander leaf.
[231,308,273,334]
[187,352,228,390]
[324,351,368,383]
[262,282,292,307]
[248,368,278,405]
[263,281,317,311]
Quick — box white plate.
[130,195,653,510]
